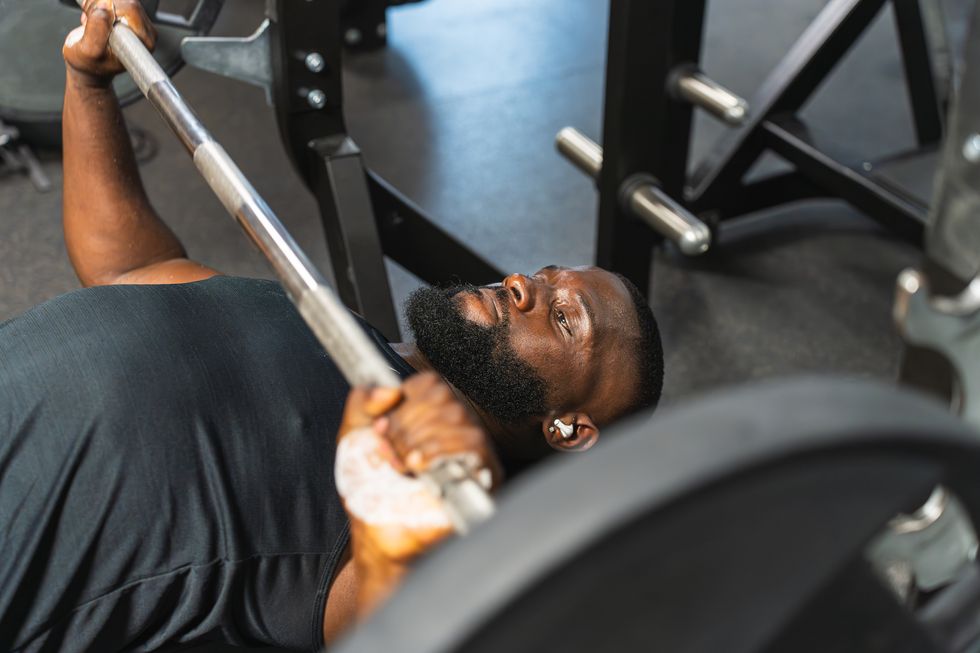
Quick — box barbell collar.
[78,3,493,534]
[670,65,749,127]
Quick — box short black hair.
[615,274,664,417]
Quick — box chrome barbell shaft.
[86,10,494,532]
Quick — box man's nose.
[502,274,536,312]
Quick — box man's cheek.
[507,332,559,378]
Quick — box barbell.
[67,0,494,534]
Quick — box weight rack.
[560,0,945,296]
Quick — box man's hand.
[63,0,156,88]
[336,372,500,616]
[60,0,220,287]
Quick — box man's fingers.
[385,416,488,464]
[340,387,375,432]
[339,386,403,439]
[76,5,114,61]
[390,382,462,429]
[364,387,402,417]
[402,434,488,476]
[391,424,485,462]
[387,404,470,446]
[116,2,158,50]
[67,0,156,76]
[402,372,448,399]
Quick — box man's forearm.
[62,69,186,286]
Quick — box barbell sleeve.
[556,127,711,256]
[82,6,494,533]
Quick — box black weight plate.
[336,377,980,653]
[0,0,219,144]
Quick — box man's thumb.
[78,4,115,57]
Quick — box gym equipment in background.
[335,5,980,649]
[558,0,947,296]
[339,0,428,52]
[78,0,494,534]
[0,0,224,147]
[336,378,980,653]
[0,117,52,192]
[873,0,980,596]
[180,1,503,340]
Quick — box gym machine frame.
[267,0,502,340]
[896,0,980,420]
[339,0,426,52]
[560,0,944,295]
[337,10,980,645]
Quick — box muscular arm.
[62,1,219,286]
[323,548,359,645]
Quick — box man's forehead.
[538,264,598,274]
[538,265,620,286]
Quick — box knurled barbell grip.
[77,3,494,533]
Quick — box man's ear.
[540,414,599,452]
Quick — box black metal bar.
[368,172,504,286]
[269,0,504,335]
[897,1,980,403]
[763,559,947,653]
[762,118,925,242]
[309,137,401,340]
[689,0,889,209]
[595,0,707,294]
[711,172,827,221]
[270,0,347,189]
[340,0,389,51]
[919,547,980,652]
[891,0,944,146]
[920,0,980,291]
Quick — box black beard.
[405,284,549,425]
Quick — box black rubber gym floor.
[0,0,970,651]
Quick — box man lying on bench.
[0,2,663,651]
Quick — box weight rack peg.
[556,127,711,256]
[669,66,749,126]
[555,125,603,179]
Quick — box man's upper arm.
[110,258,223,286]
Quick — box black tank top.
[0,277,413,652]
